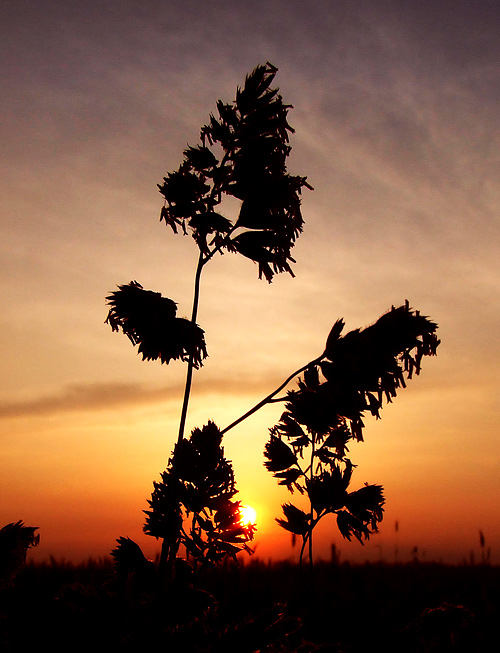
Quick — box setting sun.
[239,504,257,527]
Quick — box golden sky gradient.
[1,0,499,565]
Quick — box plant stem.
[177,251,205,444]
[308,436,315,576]
[308,524,314,579]
[221,355,324,435]
[299,533,308,569]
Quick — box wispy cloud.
[0,383,166,419]
[0,377,275,420]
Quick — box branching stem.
[221,354,324,435]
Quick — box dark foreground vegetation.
[1,557,498,652]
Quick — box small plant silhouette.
[106,62,439,600]
[0,521,39,587]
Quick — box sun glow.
[239,504,257,526]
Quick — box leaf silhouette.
[264,435,298,472]
[276,503,310,535]
[344,484,385,528]
[105,281,208,368]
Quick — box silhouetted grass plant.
[0,63,444,652]
[0,521,39,588]
[101,63,442,646]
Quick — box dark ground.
[1,557,498,652]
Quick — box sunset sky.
[1,0,499,565]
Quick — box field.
[1,557,498,652]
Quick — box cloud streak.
[0,377,278,420]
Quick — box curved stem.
[308,437,315,574]
[177,251,205,444]
[220,355,324,435]
[299,533,308,569]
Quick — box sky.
[1,0,499,565]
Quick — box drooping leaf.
[105,280,177,336]
[336,510,371,544]
[264,435,298,472]
[105,282,208,368]
[276,503,310,535]
[344,484,385,527]
[273,468,304,492]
